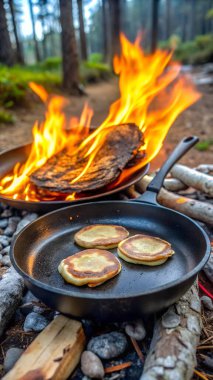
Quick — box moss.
[195,140,213,151]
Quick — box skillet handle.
[134,136,199,205]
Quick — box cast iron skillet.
[11,136,210,321]
[0,143,149,213]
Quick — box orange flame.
[0,33,200,202]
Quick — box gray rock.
[4,347,23,372]
[0,236,9,247]
[19,303,34,316]
[87,332,128,359]
[81,351,104,379]
[16,213,38,234]
[125,320,146,340]
[0,268,24,337]
[203,255,213,285]
[23,312,49,332]
[4,217,21,236]
[1,246,10,255]
[201,296,213,311]
[22,291,39,304]
[0,253,2,261]
[162,308,180,329]
[0,255,11,267]
[1,209,12,218]
[0,219,8,229]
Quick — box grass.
[195,139,213,151]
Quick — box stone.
[0,219,8,229]
[1,246,10,255]
[4,217,21,236]
[22,291,39,304]
[23,312,49,332]
[0,268,24,337]
[19,303,34,316]
[15,213,38,234]
[81,351,104,379]
[125,320,146,341]
[1,209,12,218]
[0,255,11,267]
[162,308,180,329]
[201,296,213,311]
[4,347,24,373]
[87,332,128,359]
[203,255,213,285]
[0,236,9,247]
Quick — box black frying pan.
[11,136,210,321]
[0,143,149,212]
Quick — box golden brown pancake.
[58,249,122,287]
[74,224,129,249]
[118,234,174,266]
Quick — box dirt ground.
[0,78,212,170]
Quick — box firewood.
[137,176,213,225]
[125,185,141,198]
[163,178,187,192]
[195,164,213,175]
[140,282,201,380]
[30,123,143,193]
[3,315,86,380]
[0,268,24,338]
[171,164,213,197]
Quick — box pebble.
[201,296,213,310]
[15,213,38,234]
[1,209,12,218]
[0,255,11,267]
[4,347,23,372]
[0,236,9,247]
[125,320,146,341]
[23,312,49,332]
[81,351,104,379]
[162,308,180,329]
[87,332,128,359]
[0,219,8,229]
[1,246,10,255]
[4,217,21,236]
[203,255,213,285]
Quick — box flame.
[0,33,200,202]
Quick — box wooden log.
[171,164,213,197]
[3,315,86,380]
[141,282,201,380]
[195,164,213,174]
[137,176,213,225]
[125,185,141,199]
[163,178,187,192]
[0,268,24,338]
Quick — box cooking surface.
[14,201,206,298]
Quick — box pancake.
[118,234,174,266]
[74,224,129,249]
[58,248,122,287]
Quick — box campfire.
[0,34,200,202]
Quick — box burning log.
[30,123,144,194]
[141,282,201,380]
[137,176,213,225]
[171,164,213,197]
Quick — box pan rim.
[0,142,149,209]
[10,200,211,300]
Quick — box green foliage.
[206,8,213,19]
[80,61,111,83]
[39,57,62,71]
[160,34,213,64]
[88,53,104,63]
[195,140,213,151]
[0,109,14,124]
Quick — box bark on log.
[141,282,201,380]
[171,164,213,197]
[195,164,213,175]
[137,176,213,225]
[163,178,187,192]
[0,268,25,338]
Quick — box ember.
[0,34,200,202]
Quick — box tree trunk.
[59,0,80,95]
[151,0,159,53]
[102,0,111,63]
[77,0,87,60]
[165,0,171,39]
[109,0,121,61]
[28,0,41,62]
[190,0,196,39]
[8,0,24,64]
[0,0,14,66]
